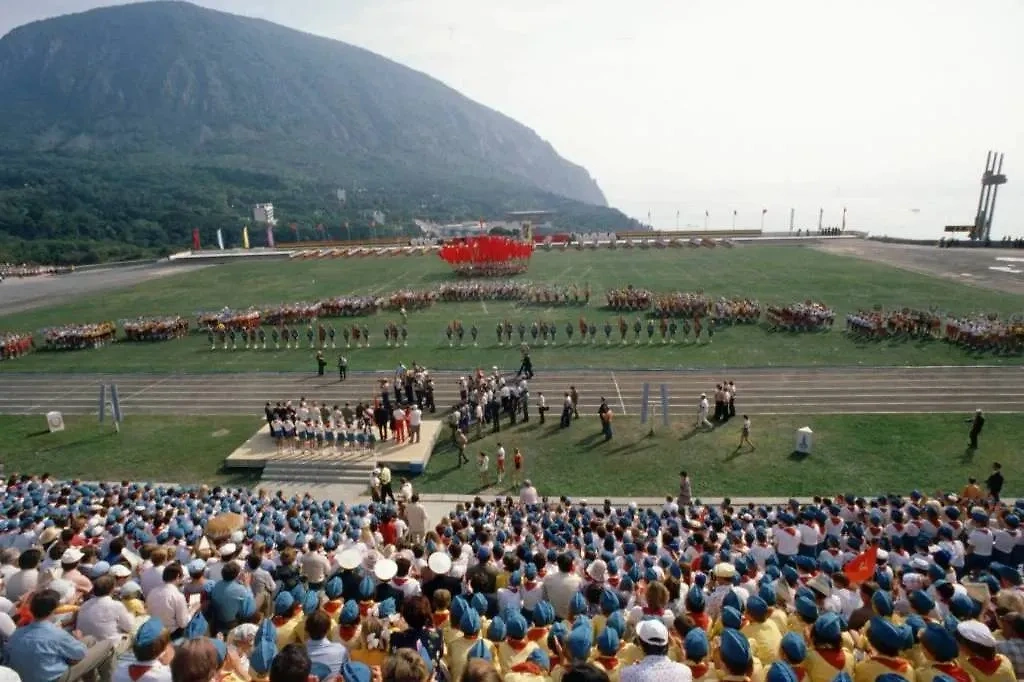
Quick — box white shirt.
[409,409,422,426]
[497,587,523,614]
[146,582,190,632]
[520,486,539,505]
[4,569,38,602]
[139,564,165,598]
[538,394,547,408]
[76,595,134,641]
[798,523,820,547]
[775,526,801,556]
[699,398,709,415]
[968,527,994,556]
[620,655,693,682]
[112,660,172,682]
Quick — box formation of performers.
[764,301,836,331]
[447,316,724,346]
[845,310,1024,352]
[0,262,73,278]
[205,320,411,350]
[0,332,32,360]
[121,316,190,342]
[40,322,117,350]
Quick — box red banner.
[438,235,533,277]
[192,228,201,250]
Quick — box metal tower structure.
[972,151,1007,241]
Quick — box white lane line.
[121,377,172,401]
[481,301,488,314]
[612,372,627,415]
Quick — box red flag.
[192,228,201,250]
[843,545,878,585]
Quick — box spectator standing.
[987,462,1005,502]
[697,394,712,430]
[967,408,985,449]
[478,451,490,488]
[145,564,190,638]
[678,471,693,507]
[409,405,422,443]
[379,466,396,503]
[542,554,583,621]
[405,494,429,544]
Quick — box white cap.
[586,560,608,582]
[60,548,84,564]
[120,580,142,596]
[713,563,737,579]
[374,558,398,582]
[957,620,997,648]
[636,619,669,646]
[428,552,452,575]
[109,565,132,578]
[219,543,237,558]
[337,548,361,571]
[230,530,244,544]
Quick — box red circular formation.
[438,236,533,277]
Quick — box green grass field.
[1,246,1021,373]
[415,414,1021,498]
[0,415,262,487]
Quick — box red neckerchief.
[934,662,973,682]
[688,662,710,677]
[691,612,710,631]
[506,638,530,651]
[596,656,620,670]
[524,581,538,590]
[607,576,620,588]
[509,661,545,675]
[392,577,408,586]
[871,656,911,672]
[128,663,156,681]
[432,612,449,628]
[462,633,479,641]
[643,607,665,617]
[794,665,808,681]
[968,657,1004,675]
[784,527,797,536]
[815,648,847,670]
[322,600,342,615]
[526,626,548,642]
[338,624,359,640]
[358,600,374,616]
[894,523,904,531]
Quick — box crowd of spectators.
[0,475,1020,682]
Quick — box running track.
[1,366,1022,417]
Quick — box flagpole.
[704,211,708,231]
[760,210,765,232]
[731,211,736,230]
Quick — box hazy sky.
[4,0,1024,237]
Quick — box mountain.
[0,2,636,264]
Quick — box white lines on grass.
[481,301,488,314]
[611,372,627,415]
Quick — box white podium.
[46,411,65,433]
[795,426,813,454]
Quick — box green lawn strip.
[0,415,262,487]
[1,246,1021,372]
[414,414,1020,498]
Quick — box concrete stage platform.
[224,420,442,474]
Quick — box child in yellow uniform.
[485,617,507,675]
[742,596,783,667]
[270,591,305,650]
[504,648,551,682]
[524,601,555,657]
[917,622,972,682]
[592,628,623,682]
[684,629,718,682]
[957,620,1017,682]
[804,613,855,682]
[550,625,593,682]
[431,589,457,651]
[778,632,809,682]
[349,616,389,668]
[320,576,344,641]
[854,617,916,682]
[715,627,758,682]
[119,581,147,618]
[496,613,539,674]
[335,600,362,654]
[448,606,492,682]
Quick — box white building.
[253,203,277,226]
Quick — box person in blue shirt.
[7,589,114,682]
[206,562,255,636]
[304,609,349,676]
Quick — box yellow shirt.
[272,614,305,650]
[915,661,973,682]
[593,656,624,682]
[496,640,540,674]
[686,660,718,682]
[959,655,1016,682]
[336,624,362,652]
[122,598,147,618]
[769,609,789,638]
[448,635,496,682]
[805,648,855,682]
[350,649,388,668]
[743,620,783,666]
[854,655,915,682]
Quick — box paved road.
[1,366,1022,417]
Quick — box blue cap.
[596,627,620,656]
[460,608,481,635]
[487,616,507,642]
[812,612,842,645]
[600,587,620,614]
[909,590,935,614]
[325,576,343,599]
[357,576,375,600]
[781,632,807,662]
[274,591,295,616]
[339,600,360,625]
[302,589,320,615]
[872,590,894,616]
[471,592,488,616]
[569,591,588,617]
[948,593,974,620]
[606,610,626,637]
[184,612,208,639]
[187,559,206,575]
[921,622,958,662]
[795,595,818,622]
[467,639,492,661]
[527,648,550,669]
[723,590,744,613]
[506,613,528,640]
[567,626,593,660]
[211,638,228,666]
[310,662,332,681]
[340,662,372,682]
[686,585,706,611]
[767,661,799,682]
[720,628,751,669]
[134,618,165,651]
[746,595,768,619]
[867,616,908,653]
[376,598,396,620]
[722,606,744,630]
[249,635,276,675]
[684,628,709,660]
[533,601,555,626]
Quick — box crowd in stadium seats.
[0,476,1021,682]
